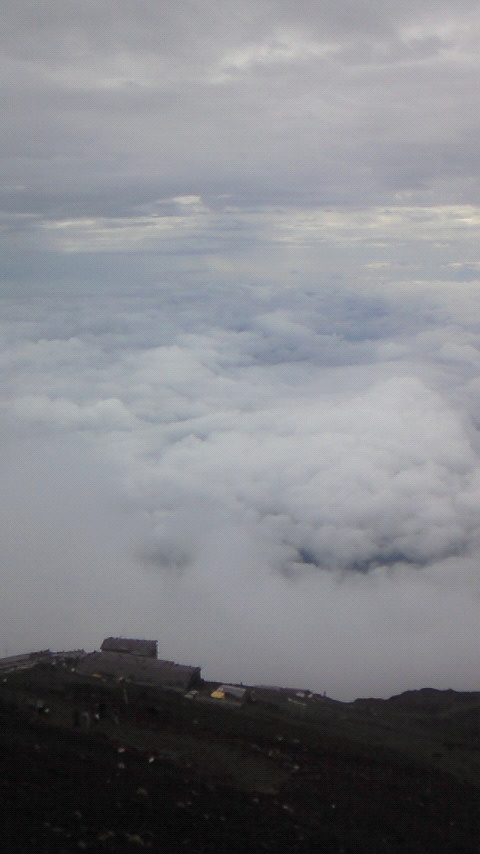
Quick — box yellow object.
[211,690,225,699]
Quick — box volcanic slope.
[1,663,480,853]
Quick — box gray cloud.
[3,0,480,223]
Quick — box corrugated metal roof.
[100,637,158,658]
[218,684,248,700]
[77,651,200,689]
[0,650,52,672]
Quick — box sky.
[2,1,480,700]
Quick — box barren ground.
[1,663,480,852]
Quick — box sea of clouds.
[2,279,480,699]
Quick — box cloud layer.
[3,1,480,220]
[3,2,480,698]
[2,281,480,699]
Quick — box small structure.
[252,685,312,710]
[100,637,158,658]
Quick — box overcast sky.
[2,1,480,700]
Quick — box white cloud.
[2,281,480,699]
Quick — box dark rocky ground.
[1,663,480,852]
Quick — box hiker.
[80,710,90,728]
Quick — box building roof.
[0,650,52,672]
[218,684,248,700]
[76,651,200,690]
[100,637,158,658]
